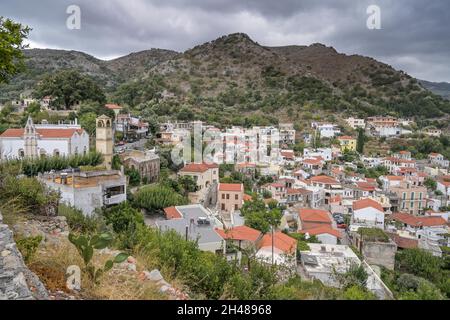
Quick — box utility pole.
[271,224,274,265]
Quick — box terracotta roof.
[303,158,323,165]
[243,194,253,202]
[338,136,354,140]
[356,182,376,192]
[353,198,384,212]
[429,153,441,157]
[389,233,418,249]
[385,176,404,181]
[219,183,243,192]
[299,225,342,238]
[310,176,339,185]
[391,212,447,227]
[0,128,84,139]
[105,103,123,110]
[281,150,295,159]
[260,232,297,254]
[215,226,261,242]
[180,163,219,173]
[299,209,332,224]
[164,207,182,220]
[287,188,311,195]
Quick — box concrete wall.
[361,241,397,270]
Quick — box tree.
[357,128,365,154]
[177,175,198,196]
[133,184,188,213]
[241,197,282,233]
[424,177,437,191]
[79,112,97,136]
[34,70,106,109]
[103,202,144,234]
[0,17,30,83]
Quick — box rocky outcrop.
[0,212,49,300]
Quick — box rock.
[159,285,171,293]
[1,250,11,257]
[148,269,163,282]
[127,264,137,272]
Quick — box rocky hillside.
[420,80,450,100]
[1,33,449,120]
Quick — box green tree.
[424,177,437,191]
[133,184,188,213]
[34,70,106,109]
[0,17,30,83]
[357,128,365,154]
[79,112,98,136]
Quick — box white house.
[303,148,333,161]
[437,175,450,206]
[351,198,385,229]
[256,232,297,266]
[311,123,341,138]
[0,117,89,159]
[345,117,365,130]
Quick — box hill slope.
[1,33,449,121]
[420,80,450,100]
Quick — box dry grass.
[28,236,167,300]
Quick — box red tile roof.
[260,232,297,254]
[310,176,339,185]
[180,163,219,173]
[219,183,243,192]
[287,188,310,195]
[105,103,123,110]
[215,226,262,242]
[243,194,253,202]
[338,136,354,140]
[356,182,376,192]
[0,128,84,139]
[163,207,182,220]
[391,212,447,227]
[389,233,418,249]
[353,198,384,212]
[299,225,342,238]
[299,209,332,224]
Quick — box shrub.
[58,204,104,234]
[133,184,188,214]
[16,235,43,263]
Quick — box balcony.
[104,193,126,206]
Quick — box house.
[437,175,450,206]
[116,113,149,139]
[215,225,263,253]
[390,181,427,215]
[178,163,219,205]
[383,157,416,174]
[285,188,312,207]
[309,176,343,205]
[345,117,365,129]
[353,181,377,199]
[300,244,361,287]
[351,198,385,229]
[337,136,357,152]
[379,175,404,191]
[279,123,296,145]
[260,182,286,201]
[423,128,442,137]
[0,117,89,159]
[311,122,341,138]
[255,232,297,266]
[120,150,160,183]
[158,205,225,253]
[390,212,448,256]
[299,225,342,245]
[38,169,127,216]
[303,148,333,161]
[429,153,449,168]
[366,116,402,137]
[298,208,341,244]
[218,183,244,214]
[393,151,412,160]
[302,157,324,175]
[235,162,257,178]
[105,103,123,118]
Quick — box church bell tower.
[96,115,114,170]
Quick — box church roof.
[0,128,84,139]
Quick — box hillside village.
[0,95,449,300]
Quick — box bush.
[58,204,104,234]
[133,184,188,214]
[16,235,43,263]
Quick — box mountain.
[419,80,450,100]
[1,33,449,121]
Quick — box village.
[1,97,449,300]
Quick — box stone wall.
[361,241,397,270]
[0,212,49,300]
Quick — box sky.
[1,0,449,82]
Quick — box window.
[410,202,414,208]
[419,192,423,200]
[234,204,239,211]
[402,192,406,200]
[53,149,60,157]
[221,204,225,211]
[222,194,225,200]
[411,192,415,200]
[235,194,239,200]
[402,203,406,210]
[226,194,230,200]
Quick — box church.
[0,117,90,160]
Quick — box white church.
[0,117,90,160]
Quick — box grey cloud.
[0,0,449,81]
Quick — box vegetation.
[133,184,188,214]
[241,196,282,233]
[0,17,30,83]
[16,235,43,263]
[358,228,389,243]
[34,70,106,109]
[68,232,128,284]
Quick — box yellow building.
[338,136,357,152]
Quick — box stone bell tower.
[96,115,113,170]
[24,116,38,158]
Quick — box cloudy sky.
[1,0,449,82]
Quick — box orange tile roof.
[164,207,182,220]
[260,232,297,254]
[215,226,261,242]
[219,183,243,192]
[180,163,219,173]
[303,158,323,165]
[243,194,253,202]
[299,208,332,224]
[338,136,354,140]
[0,128,84,139]
[356,182,376,192]
[287,188,310,195]
[353,198,384,212]
[105,103,123,110]
[310,175,339,184]
[391,212,447,227]
[390,234,418,249]
[299,225,342,238]
[385,176,404,181]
